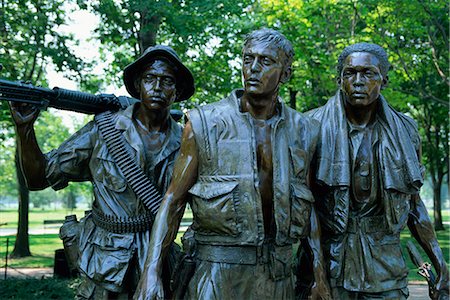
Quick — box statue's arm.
[308,206,332,300]
[407,142,449,298]
[408,194,449,297]
[135,120,199,300]
[9,102,48,190]
[307,152,331,300]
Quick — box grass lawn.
[0,278,78,299]
[0,209,86,229]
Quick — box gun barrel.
[53,88,119,114]
[1,78,183,120]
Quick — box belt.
[196,243,291,265]
[92,206,154,233]
[347,215,388,234]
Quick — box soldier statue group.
[8,28,449,300]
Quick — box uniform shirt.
[45,104,182,291]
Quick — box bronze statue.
[9,45,195,299]
[305,43,449,299]
[135,28,331,300]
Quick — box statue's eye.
[343,70,354,77]
[163,77,175,86]
[262,57,274,65]
[144,75,156,82]
[243,55,254,64]
[365,70,375,77]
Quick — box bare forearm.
[146,193,186,274]
[308,206,331,299]
[308,207,328,280]
[15,125,48,190]
[408,198,449,277]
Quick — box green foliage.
[81,0,256,107]
[255,0,449,221]
[0,278,78,299]
[0,110,93,209]
[0,0,89,127]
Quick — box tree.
[0,0,86,257]
[79,0,255,107]
[362,0,449,230]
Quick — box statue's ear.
[381,75,389,89]
[175,86,184,101]
[134,77,141,95]
[280,66,292,84]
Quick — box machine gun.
[0,77,139,114]
[406,241,437,299]
[0,75,183,120]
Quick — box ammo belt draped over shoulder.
[92,206,154,233]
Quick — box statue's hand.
[133,269,164,300]
[8,102,40,128]
[310,281,332,300]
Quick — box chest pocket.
[289,146,307,179]
[189,181,239,236]
[94,145,127,193]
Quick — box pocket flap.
[96,144,115,162]
[289,146,307,176]
[189,181,238,199]
[291,183,314,202]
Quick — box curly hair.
[337,43,390,77]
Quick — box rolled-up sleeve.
[46,121,95,190]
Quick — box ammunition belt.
[92,206,154,233]
[95,111,162,215]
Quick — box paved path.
[0,267,431,299]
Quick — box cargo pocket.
[290,183,314,239]
[367,233,408,282]
[269,245,293,280]
[189,181,239,236]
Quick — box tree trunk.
[10,149,31,257]
[433,179,444,231]
[289,88,297,110]
[138,13,161,53]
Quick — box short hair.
[337,43,390,77]
[243,28,294,70]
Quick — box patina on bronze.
[303,43,449,299]
[9,45,194,299]
[135,28,331,300]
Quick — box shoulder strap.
[94,111,162,215]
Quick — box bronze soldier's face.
[242,41,285,97]
[139,59,177,111]
[341,52,385,108]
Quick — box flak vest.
[188,90,319,247]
